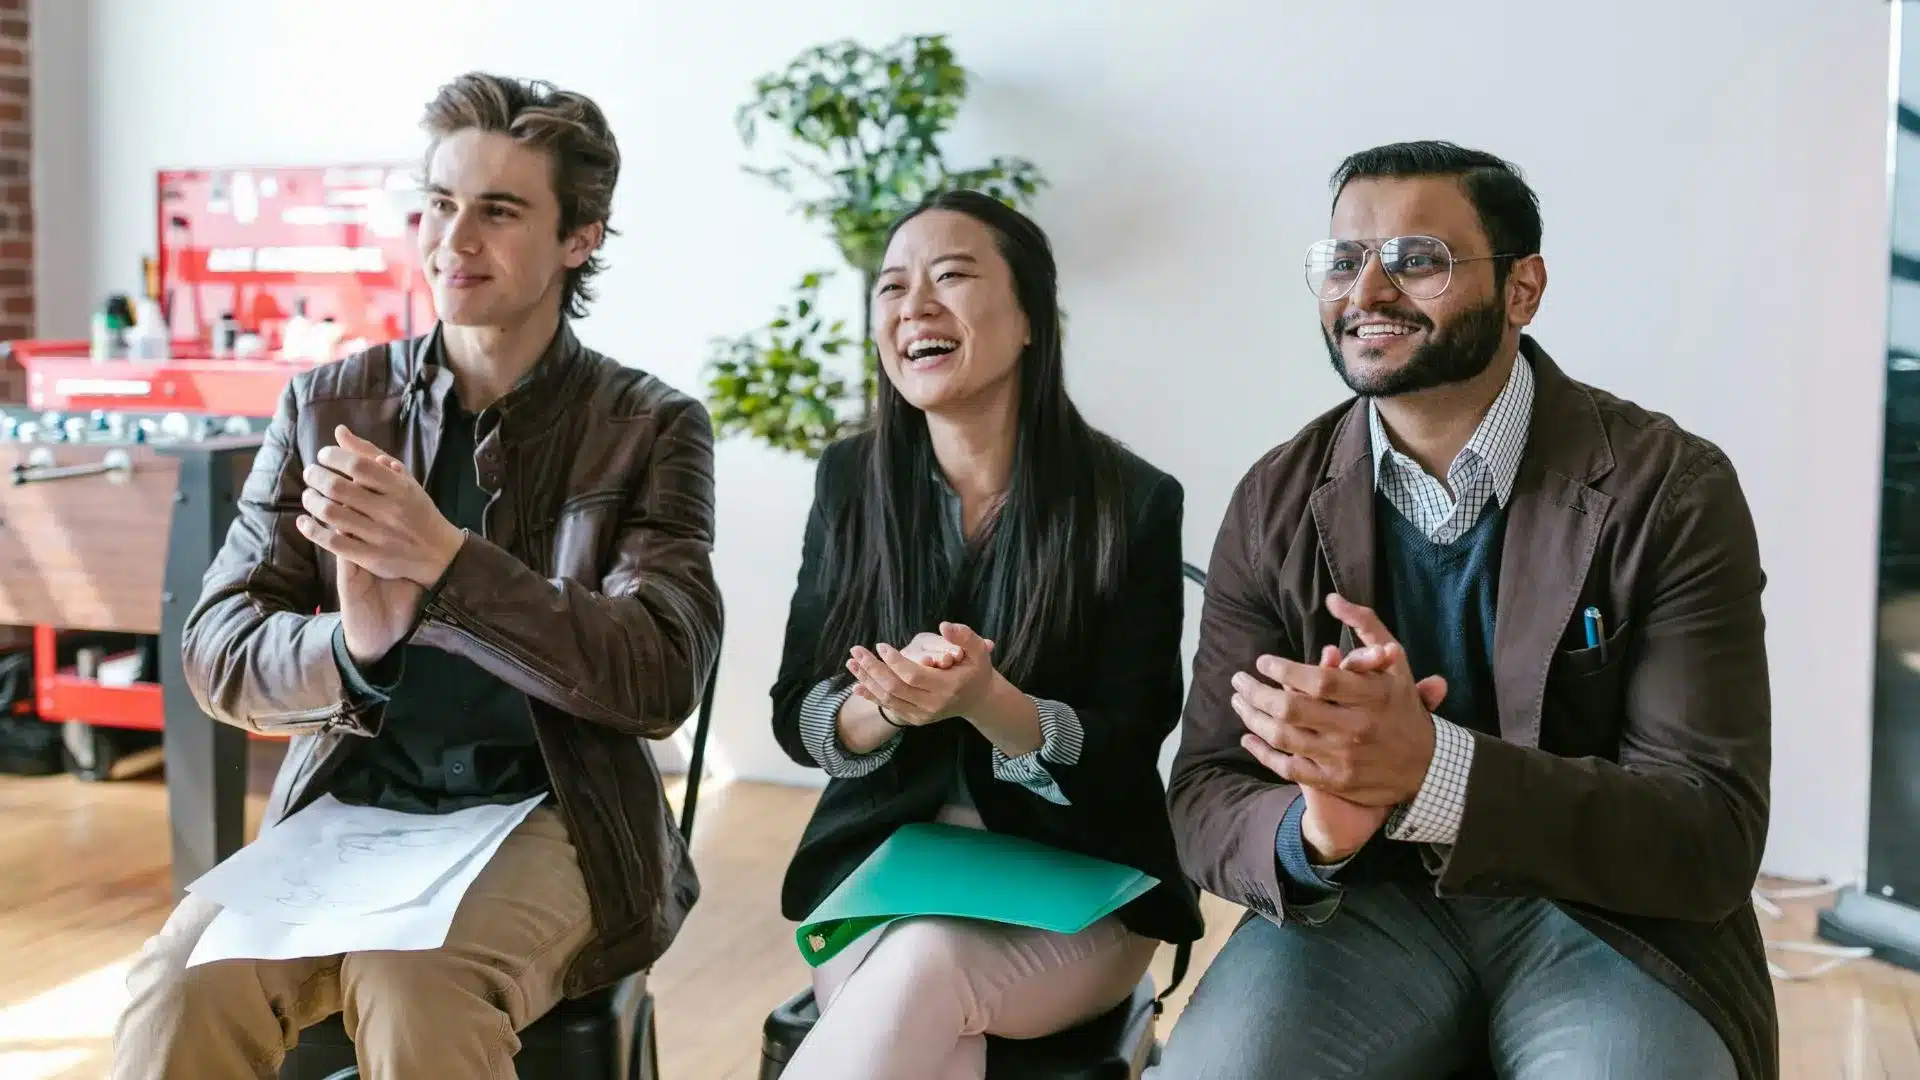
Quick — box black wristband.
[877,704,907,729]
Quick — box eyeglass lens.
[1306,236,1454,300]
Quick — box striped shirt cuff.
[798,679,901,778]
[990,696,1083,806]
[1384,715,1474,844]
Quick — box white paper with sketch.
[184,793,544,967]
[185,793,545,922]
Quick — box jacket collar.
[1367,348,1535,513]
[1310,335,1616,747]
[1323,336,1611,487]
[404,319,587,432]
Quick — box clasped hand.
[845,622,998,726]
[1232,594,1448,861]
[296,425,465,587]
[296,426,467,666]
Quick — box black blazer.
[771,436,1206,948]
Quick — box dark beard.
[1323,299,1506,397]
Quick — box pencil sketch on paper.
[184,793,547,924]
[269,826,481,913]
[336,826,468,861]
[270,822,472,907]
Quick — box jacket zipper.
[248,702,347,730]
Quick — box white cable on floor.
[1764,940,1875,981]
[1756,881,1854,902]
[1750,879,1874,981]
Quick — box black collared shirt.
[326,392,549,813]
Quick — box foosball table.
[1,159,434,893]
[0,395,268,891]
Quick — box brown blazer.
[1169,338,1776,1080]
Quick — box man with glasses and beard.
[1155,142,1774,1080]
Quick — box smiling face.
[872,209,1031,416]
[1319,176,1530,397]
[417,128,601,330]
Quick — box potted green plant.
[704,33,1047,457]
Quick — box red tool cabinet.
[2,162,433,774]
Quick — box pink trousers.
[781,807,1160,1080]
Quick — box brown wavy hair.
[420,72,620,320]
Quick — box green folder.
[795,822,1158,966]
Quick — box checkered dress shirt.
[1368,357,1534,845]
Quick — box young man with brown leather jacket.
[110,72,723,1080]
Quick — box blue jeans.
[1150,881,1736,1080]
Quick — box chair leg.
[646,1006,662,1080]
[631,1000,660,1080]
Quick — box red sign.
[12,163,442,418]
[155,163,437,350]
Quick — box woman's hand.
[848,622,997,726]
[898,630,965,670]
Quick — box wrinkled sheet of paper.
[184,793,545,967]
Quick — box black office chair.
[757,563,1211,1080]
[279,649,722,1080]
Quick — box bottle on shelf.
[90,294,133,363]
[212,312,239,358]
[282,297,313,361]
[128,297,170,360]
[313,316,344,362]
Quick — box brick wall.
[0,0,27,404]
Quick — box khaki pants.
[110,805,594,1080]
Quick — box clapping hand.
[847,622,997,727]
[1231,595,1452,863]
[898,630,966,670]
[305,445,426,666]
[297,426,466,588]
[1263,643,1447,862]
[1231,594,1445,808]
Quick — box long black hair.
[812,190,1132,687]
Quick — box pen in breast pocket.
[1584,605,1607,661]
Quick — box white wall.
[48,0,1891,883]
[30,0,90,339]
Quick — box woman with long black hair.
[769,189,1203,1080]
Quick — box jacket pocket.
[1540,618,1632,759]
[1554,615,1631,678]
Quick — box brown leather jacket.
[181,323,723,996]
[1170,340,1776,1080]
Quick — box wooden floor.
[2,765,1917,1080]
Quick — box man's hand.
[847,622,998,726]
[1288,644,1449,862]
[328,454,426,666]
[1232,593,1444,807]
[296,426,466,587]
[1296,645,1393,863]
